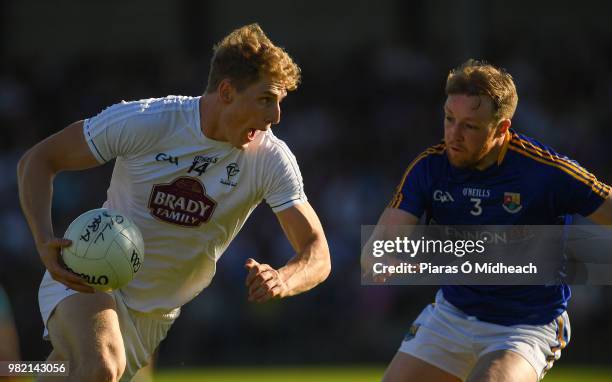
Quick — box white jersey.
[83,95,307,314]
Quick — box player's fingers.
[49,269,95,293]
[245,262,274,287]
[244,258,259,269]
[248,270,275,294]
[57,238,73,247]
[248,278,278,301]
[49,258,91,286]
[249,275,277,297]
[254,285,283,303]
[50,267,86,286]
[245,264,262,286]
[373,273,388,283]
[63,280,95,294]
[46,238,73,249]
[51,257,87,284]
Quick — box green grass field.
[10,365,612,381]
[150,366,612,382]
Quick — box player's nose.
[266,102,281,126]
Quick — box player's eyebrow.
[262,90,286,101]
[443,107,482,123]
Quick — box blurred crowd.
[1,0,611,368]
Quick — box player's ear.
[218,79,235,104]
[496,118,511,137]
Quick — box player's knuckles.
[246,274,259,287]
[248,280,264,294]
[252,286,270,299]
[255,272,272,283]
[250,283,271,296]
[249,273,269,288]
[248,268,261,280]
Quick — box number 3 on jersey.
[470,198,482,216]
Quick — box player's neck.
[474,135,506,171]
[199,95,223,141]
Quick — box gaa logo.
[433,190,454,203]
[148,176,217,227]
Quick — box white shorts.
[38,271,180,382]
[398,290,570,381]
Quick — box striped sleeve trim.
[509,142,610,199]
[388,144,445,209]
[511,135,597,181]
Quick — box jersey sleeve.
[388,154,431,218]
[262,139,308,213]
[553,160,611,216]
[83,99,171,163]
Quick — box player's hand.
[244,258,287,303]
[37,238,95,293]
[361,254,405,284]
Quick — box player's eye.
[445,115,454,122]
[465,124,477,130]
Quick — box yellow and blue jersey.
[390,130,610,325]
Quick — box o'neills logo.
[66,266,109,286]
[148,176,217,227]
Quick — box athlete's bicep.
[587,193,612,225]
[24,120,101,173]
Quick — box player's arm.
[361,207,419,279]
[372,207,420,235]
[244,202,330,302]
[17,121,99,293]
[587,192,612,225]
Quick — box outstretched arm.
[17,120,100,293]
[244,202,331,302]
[361,207,419,281]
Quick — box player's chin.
[447,152,468,168]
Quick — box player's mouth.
[449,145,464,153]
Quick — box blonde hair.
[205,23,301,93]
[445,59,518,119]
